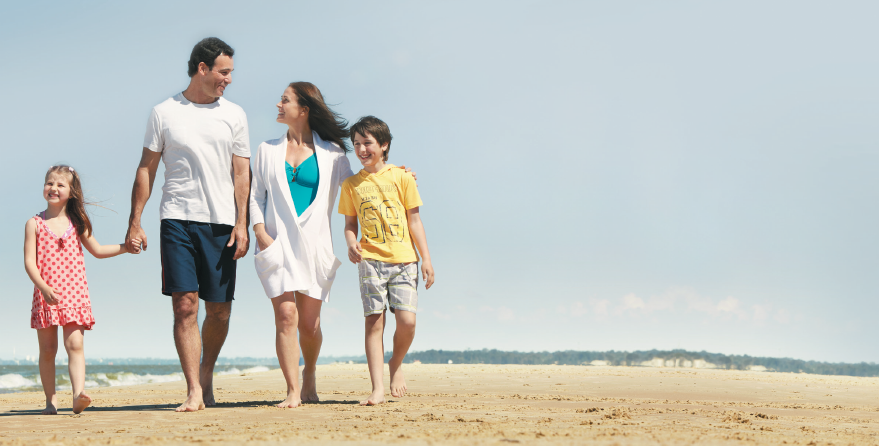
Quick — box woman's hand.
[40,286,58,305]
[256,231,275,252]
[347,242,363,263]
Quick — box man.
[126,37,250,412]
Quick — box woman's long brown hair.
[46,165,93,241]
[288,82,350,152]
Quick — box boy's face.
[353,132,388,168]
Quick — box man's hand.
[228,224,249,260]
[126,225,147,254]
[421,261,434,290]
[398,165,417,181]
[347,242,363,263]
[40,286,59,306]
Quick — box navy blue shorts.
[160,219,236,302]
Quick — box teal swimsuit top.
[285,154,319,216]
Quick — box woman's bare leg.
[62,324,91,414]
[37,327,59,415]
[272,292,301,408]
[296,293,322,402]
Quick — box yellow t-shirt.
[338,164,423,264]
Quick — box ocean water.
[0,364,273,394]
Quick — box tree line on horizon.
[398,349,879,377]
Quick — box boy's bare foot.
[175,392,205,412]
[277,391,302,409]
[72,392,91,414]
[301,367,319,402]
[42,402,58,415]
[360,390,386,406]
[389,364,407,398]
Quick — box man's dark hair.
[350,116,393,161]
[187,37,234,77]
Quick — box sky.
[1,1,877,364]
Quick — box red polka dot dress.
[31,213,94,330]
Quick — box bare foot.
[300,367,319,403]
[202,386,216,407]
[277,391,302,409]
[175,392,205,412]
[200,367,216,407]
[360,389,386,406]
[72,392,91,414]
[389,363,407,398]
[42,402,58,415]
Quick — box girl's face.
[43,172,72,205]
[353,132,388,170]
[276,87,307,126]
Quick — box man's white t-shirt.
[143,93,250,226]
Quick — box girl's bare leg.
[37,327,59,415]
[361,311,386,406]
[272,292,301,408]
[63,324,91,414]
[296,293,322,402]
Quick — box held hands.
[40,285,59,306]
[347,242,363,263]
[126,224,147,254]
[421,261,435,290]
[228,224,250,260]
[125,238,142,254]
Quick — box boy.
[339,116,435,406]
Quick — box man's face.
[198,54,233,98]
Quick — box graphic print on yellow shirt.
[339,164,423,264]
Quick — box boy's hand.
[40,286,59,305]
[421,261,434,289]
[347,242,363,263]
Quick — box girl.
[23,165,135,415]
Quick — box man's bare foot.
[277,391,302,409]
[72,392,91,414]
[42,402,58,415]
[175,393,205,412]
[389,363,407,398]
[200,367,216,407]
[360,389,386,406]
[202,386,216,407]
[300,367,319,403]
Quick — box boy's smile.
[353,132,388,173]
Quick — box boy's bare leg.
[272,292,301,408]
[296,293,323,402]
[361,311,386,406]
[200,301,232,406]
[63,324,91,414]
[389,310,416,398]
[172,292,204,412]
[36,327,58,415]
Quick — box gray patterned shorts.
[358,259,419,316]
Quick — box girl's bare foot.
[389,364,407,398]
[300,367,319,402]
[72,392,91,414]
[360,389,386,406]
[277,391,302,409]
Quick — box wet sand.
[1,364,878,445]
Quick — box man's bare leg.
[361,311,386,406]
[273,292,301,408]
[36,327,58,415]
[63,325,92,414]
[389,310,416,398]
[296,293,323,403]
[200,301,231,407]
[172,291,204,412]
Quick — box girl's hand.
[421,261,435,290]
[40,286,59,306]
[347,242,363,263]
[127,238,142,254]
[256,231,274,252]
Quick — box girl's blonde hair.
[46,165,93,240]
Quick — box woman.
[249,82,354,408]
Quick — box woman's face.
[276,87,307,125]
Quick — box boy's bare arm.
[344,215,363,263]
[407,207,434,289]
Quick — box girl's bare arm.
[24,219,57,304]
[81,231,132,259]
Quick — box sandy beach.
[1,364,878,445]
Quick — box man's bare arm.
[227,154,251,260]
[126,148,162,252]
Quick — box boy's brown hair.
[350,116,393,161]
